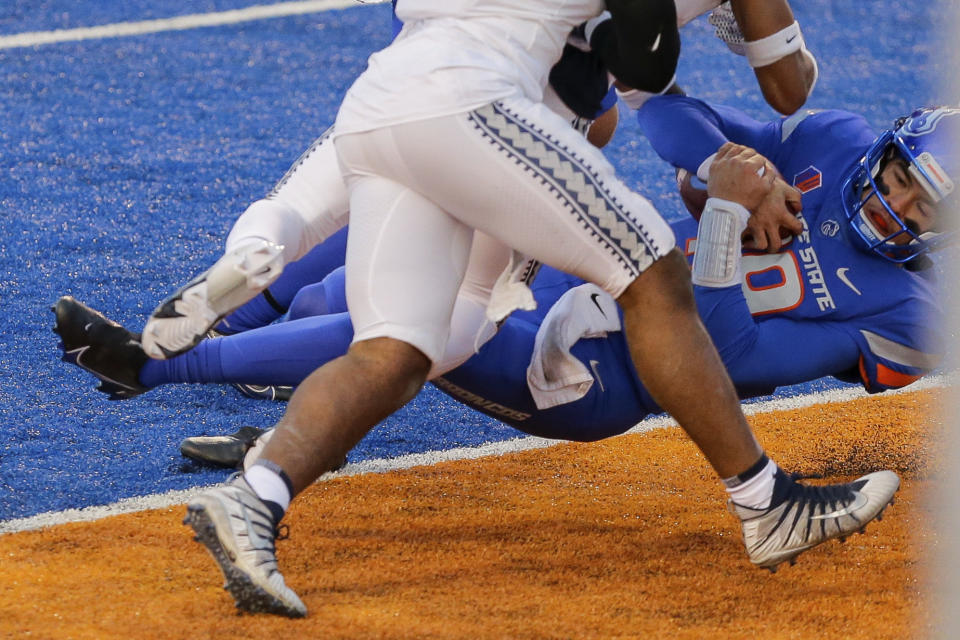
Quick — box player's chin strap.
[691,197,750,288]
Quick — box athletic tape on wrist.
[691,197,750,288]
[743,21,804,68]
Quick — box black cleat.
[180,426,268,469]
[53,296,149,400]
[231,383,294,402]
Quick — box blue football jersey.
[651,100,944,395]
[438,98,943,441]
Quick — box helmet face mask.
[841,107,959,264]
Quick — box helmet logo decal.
[793,166,822,193]
[905,108,951,135]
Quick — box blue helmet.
[841,106,960,263]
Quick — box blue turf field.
[0,1,952,521]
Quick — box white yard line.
[1,376,948,535]
[0,0,384,50]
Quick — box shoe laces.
[788,481,857,508]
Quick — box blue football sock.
[139,312,355,387]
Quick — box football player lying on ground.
[56,99,951,474]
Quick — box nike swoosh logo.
[244,385,270,393]
[589,359,606,393]
[69,345,138,391]
[241,501,271,549]
[809,491,869,520]
[835,268,862,295]
[589,292,607,317]
[649,31,662,52]
[786,34,798,43]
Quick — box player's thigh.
[342,174,473,363]
[459,232,512,305]
[389,100,677,298]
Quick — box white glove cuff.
[691,197,750,288]
[616,74,677,110]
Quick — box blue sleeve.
[391,0,403,39]
[694,285,860,396]
[849,324,940,393]
[827,256,942,393]
[636,95,782,174]
[845,287,943,393]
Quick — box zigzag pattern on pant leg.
[269,125,335,198]
[469,103,660,276]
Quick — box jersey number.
[741,252,804,315]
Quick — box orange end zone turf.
[0,389,942,639]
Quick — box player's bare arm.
[722,0,818,114]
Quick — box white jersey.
[675,0,721,26]
[335,0,604,136]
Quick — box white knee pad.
[227,198,340,265]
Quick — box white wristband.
[691,197,750,288]
[743,21,804,68]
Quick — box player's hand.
[707,142,775,208]
[707,142,803,252]
[743,176,803,252]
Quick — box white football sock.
[724,457,778,510]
